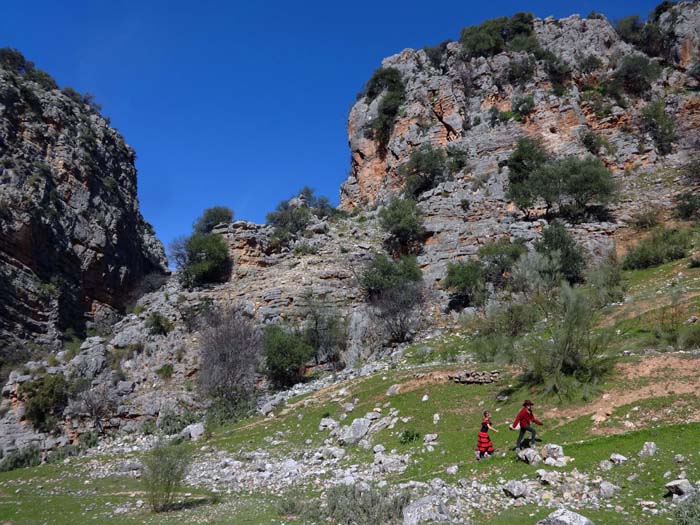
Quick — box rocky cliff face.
[0,54,167,358]
[341,7,699,210]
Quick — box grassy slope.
[1,234,700,524]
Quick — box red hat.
[523,400,534,406]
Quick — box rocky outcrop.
[0,55,167,355]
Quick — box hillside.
[1,3,700,525]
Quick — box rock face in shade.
[0,55,167,356]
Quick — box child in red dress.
[476,410,499,460]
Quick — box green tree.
[193,206,234,234]
[400,145,449,198]
[562,156,616,211]
[170,233,231,288]
[613,55,660,96]
[363,68,406,151]
[478,238,527,288]
[535,221,586,284]
[379,198,425,254]
[360,253,422,299]
[506,137,550,211]
[442,260,486,309]
[264,325,315,388]
[641,100,675,155]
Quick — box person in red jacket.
[511,400,542,451]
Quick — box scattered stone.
[599,460,614,471]
[541,444,564,459]
[319,417,338,431]
[423,434,438,444]
[448,370,500,384]
[421,395,429,402]
[181,423,205,441]
[445,465,458,475]
[338,418,371,445]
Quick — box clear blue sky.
[2,0,659,249]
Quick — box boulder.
[517,448,542,465]
[541,444,564,459]
[386,384,401,396]
[666,479,696,500]
[338,417,371,445]
[599,481,620,499]
[181,422,205,441]
[638,442,657,457]
[318,417,338,431]
[423,433,438,444]
[402,496,451,525]
[537,509,594,525]
[503,480,529,498]
[536,469,562,485]
[610,453,628,465]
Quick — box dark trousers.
[516,425,536,449]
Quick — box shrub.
[266,187,341,247]
[511,94,535,120]
[360,253,422,299]
[142,441,192,512]
[641,100,675,155]
[460,13,535,59]
[443,260,486,310]
[446,145,469,173]
[157,409,198,435]
[321,485,410,525]
[674,490,700,525]
[299,290,346,368]
[507,56,536,86]
[20,375,71,432]
[683,158,700,182]
[293,242,318,255]
[535,221,586,284]
[264,325,315,388]
[630,208,660,230]
[400,145,449,198]
[511,250,563,298]
[622,228,691,270]
[370,281,424,343]
[423,41,450,70]
[193,206,233,234]
[71,383,117,433]
[170,233,230,288]
[146,312,173,336]
[585,252,624,308]
[399,429,420,444]
[363,68,405,151]
[156,364,174,380]
[379,198,425,254]
[521,284,614,400]
[561,156,616,211]
[579,54,603,74]
[478,238,526,288]
[543,53,571,95]
[675,192,700,220]
[612,55,660,96]
[506,137,550,211]
[0,445,41,472]
[582,131,604,155]
[615,15,669,58]
[678,324,700,350]
[689,257,700,269]
[198,307,261,409]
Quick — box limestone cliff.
[0,51,167,359]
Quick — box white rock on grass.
[386,384,400,396]
[666,479,696,501]
[517,448,542,465]
[318,417,338,431]
[599,481,620,498]
[445,465,458,475]
[338,417,371,445]
[599,460,614,471]
[541,444,564,459]
[639,442,657,457]
[537,508,594,525]
[610,453,628,465]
